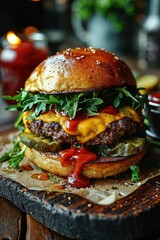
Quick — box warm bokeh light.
[6,31,21,45]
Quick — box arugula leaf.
[79,97,103,116]
[0,139,25,169]
[8,150,25,169]
[114,87,140,109]
[4,86,145,128]
[130,165,140,182]
[113,92,123,107]
[14,112,24,130]
[4,89,60,125]
[61,93,83,119]
[0,151,12,162]
[48,173,60,183]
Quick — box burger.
[6,47,146,188]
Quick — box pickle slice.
[20,132,62,153]
[93,137,146,157]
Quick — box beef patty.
[27,117,138,146]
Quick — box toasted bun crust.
[24,146,145,179]
[25,48,136,94]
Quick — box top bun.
[25,47,136,93]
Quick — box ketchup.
[65,106,118,133]
[59,147,97,188]
[149,92,160,104]
[100,105,119,114]
[22,164,33,171]
[31,172,49,180]
[65,113,87,132]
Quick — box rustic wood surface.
[0,196,160,240]
[0,196,73,240]
[0,128,160,239]
[0,197,22,240]
[0,173,160,240]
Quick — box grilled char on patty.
[27,117,138,146]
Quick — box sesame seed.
[76,56,85,60]
[90,48,96,53]
[96,60,101,65]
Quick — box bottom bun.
[24,146,146,179]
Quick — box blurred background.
[0,0,149,56]
[1,0,160,131]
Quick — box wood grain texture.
[26,214,53,240]
[0,129,159,240]
[0,197,22,240]
[0,174,160,240]
[26,214,72,240]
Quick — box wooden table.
[0,196,70,240]
[0,195,159,240]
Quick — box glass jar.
[146,91,160,139]
[0,32,49,104]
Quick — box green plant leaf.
[4,86,145,128]
[0,139,25,169]
[130,165,140,182]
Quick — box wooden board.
[0,129,160,239]
[0,173,160,240]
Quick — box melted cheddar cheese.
[22,106,140,144]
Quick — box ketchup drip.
[65,113,87,132]
[59,147,97,188]
[45,105,118,187]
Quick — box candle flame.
[6,31,21,45]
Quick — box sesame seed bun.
[25,48,136,94]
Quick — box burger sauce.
[65,113,87,132]
[65,106,119,132]
[59,147,97,188]
[59,105,118,188]
[100,105,119,114]
[31,172,49,180]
